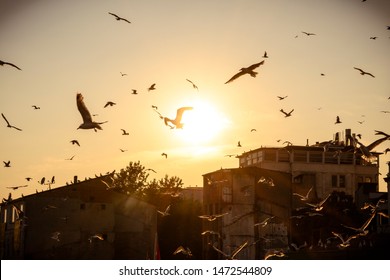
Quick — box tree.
[111,161,149,197]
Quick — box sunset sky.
[1,0,389,200]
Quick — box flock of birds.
[1,3,390,260]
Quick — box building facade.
[0,175,157,259]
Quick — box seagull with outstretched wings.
[186,79,199,90]
[225,60,265,84]
[76,93,107,130]
[2,113,22,131]
[0,60,21,70]
[163,107,193,129]
[354,67,375,78]
[108,12,131,23]
[280,109,294,117]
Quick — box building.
[202,129,388,259]
[0,175,157,260]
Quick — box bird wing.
[353,67,364,73]
[225,70,245,84]
[76,93,93,123]
[175,107,193,122]
[4,61,22,70]
[173,246,185,255]
[365,136,389,151]
[108,12,119,19]
[246,60,265,71]
[1,113,10,126]
[374,130,390,138]
[231,241,248,259]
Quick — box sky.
[1,0,389,201]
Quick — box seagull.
[302,31,316,36]
[342,211,376,236]
[39,177,45,185]
[280,109,294,117]
[65,155,75,160]
[250,128,257,132]
[6,185,27,190]
[335,116,342,124]
[369,36,377,40]
[76,93,107,130]
[353,67,375,78]
[163,107,193,129]
[157,205,171,217]
[121,129,129,135]
[32,105,40,110]
[186,79,199,90]
[0,60,21,70]
[264,249,285,260]
[2,113,22,131]
[88,233,104,243]
[306,193,330,211]
[225,60,265,84]
[3,160,11,167]
[254,216,275,227]
[293,186,313,201]
[331,231,359,248]
[209,241,248,260]
[173,246,193,257]
[262,51,268,58]
[277,95,288,100]
[25,177,33,181]
[108,12,131,23]
[70,140,80,146]
[148,83,156,91]
[237,141,242,147]
[104,101,116,108]
[201,230,221,239]
[119,149,127,153]
[131,89,138,95]
[51,232,61,242]
[120,72,127,76]
[161,153,168,158]
[198,212,229,221]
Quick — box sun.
[175,99,229,145]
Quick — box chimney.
[73,175,78,184]
[334,132,340,144]
[345,129,352,146]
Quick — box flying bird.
[161,153,168,158]
[88,234,105,243]
[65,155,75,160]
[163,107,193,129]
[277,95,288,100]
[302,31,316,36]
[2,113,22,131]
[70,140,80,146]
[335,116,342,124]
[186,79,199,90]
[119,149,127,153]
[120,72,127,76]
[3,160,11,167]
[280,109,294,117]
[262,51,268,58]
[293,186,313,201]
[131,89,138,95]
[121,129,129,135]
[225,60,265,84]
[76,93,107,130]
[331,231,358,248]
[6,185,28,190]
[148,83,156,91]
[108,12,131,23]
[32,105,40,110]
[264,249,285,260]
[173,246,193,257]
[254,216,275,227]
[0,60,21,70]
[353,67,375,78]
[342,211,376,236]
[198,212,229,221]
[157,205,171,217]
[306,193,330,211]
[104,101,116,108]
[209,241,248,260]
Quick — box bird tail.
[250,71,258,78]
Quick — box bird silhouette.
[331,231,359,248]
[335,116,342,124]
[264,249,285,259]
[120,72,127,76]
[51,232,61,242]
[108,12,131,23]
[148,83,156,91]
[88,233,105,243]
[121,129,129,135]
[342,211,376,236]
[254,216,275,227]
[293,186,313,201]
[163,107,193,129]
[262,51,268,58]
[302,31,316,36]
[25,177,33,181]
[131,89,138,95]
[76,93,107,130]
[0,60,21,70]
[119,149,127,153]
[6,185,28,190]
[65,155,75,160]
[70,140,80,146]
[173,246,193,257]
[369,36,377,40]
[157,205,171,217]
[161,153,168,158]
[354,67,375,77]
[32,105,40,110]
[280,109,294,117]
[209,241,248,260]
[225,60,265,84]
[237,141,242,147]
[2,113,22,131]
[277,95,288,100]
[186,79,199,90]
[104,101,116,108]
[198,212,229,221]
[306,193,330,211]
[3,160,11,167]
[39,177,45,185]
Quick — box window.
[332,175,346,188]
[278,149,290,162]
[222,186,232,203]
[293,151,307,162]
